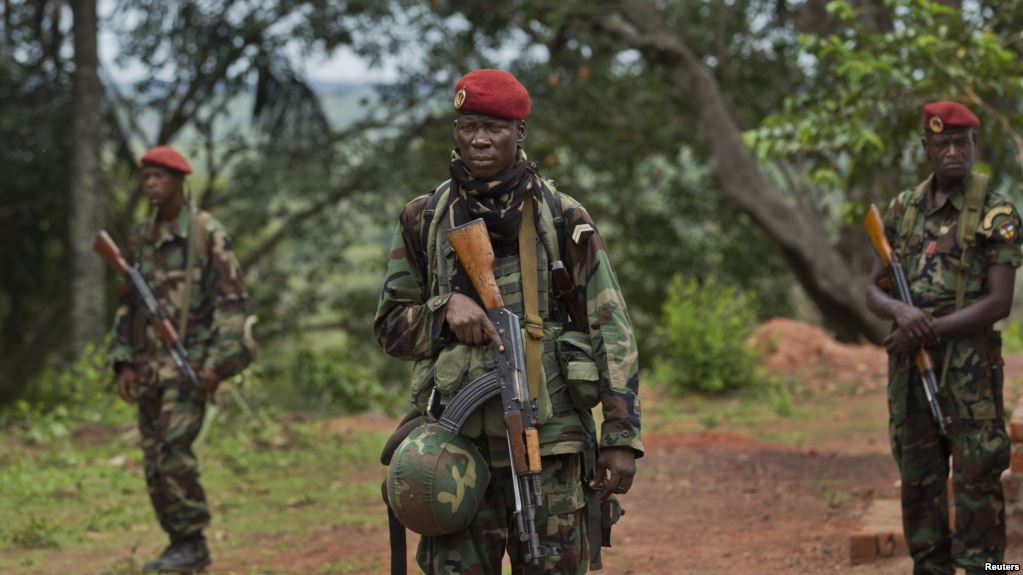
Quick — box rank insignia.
[572,223,594,244]
[454,88,467,110]
[998,222,1016,241]
[929,116,944,133]
[982,205,1014,233]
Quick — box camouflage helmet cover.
[386,423,491,536]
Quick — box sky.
[96,0,397,86]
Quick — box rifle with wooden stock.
[439,218,553,564]
[94,230,200,387]
[864,205,952,435]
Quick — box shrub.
[0,341,134,439]
[651,274,763,395]
[256,345,405,414]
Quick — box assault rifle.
[864,205,952,435]
[436,218,554,564]
[94,231,200,387]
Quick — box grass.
[648,372,890,449]
[0,410,390,575]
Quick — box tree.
[69,0,105,356]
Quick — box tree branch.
[601,0,885,341]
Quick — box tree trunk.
[603,0,887,342]
[69,0,106,356]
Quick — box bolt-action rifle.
[438,218,554,564]
[94,231,200,387]
[864,205,952,435]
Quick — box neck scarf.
[448,147,541,241]
[447,147,544,302]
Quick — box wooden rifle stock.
[865,205,895,267]
[447,219,504,310]
[94,231,130,275]
[863,204,950,435]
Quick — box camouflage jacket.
[882,173,1022,316]
[882,174,1022,420]
[109,205,249,380]
[374,182,643,456]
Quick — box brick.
[849,532,878,564]
[1011,444,1023,473]
[1006,503,1023,537]
[1010,420,1023,443]
[877,533,897,557]
[1003,470,1023,503]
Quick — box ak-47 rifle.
[438,218,554,564]
[94,231,200,387]
[864,205,952,435]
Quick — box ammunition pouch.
[557,331,600,410]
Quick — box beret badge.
[454,88,467,110]
[929,116,944,133]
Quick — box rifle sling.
[177,202,199,342]
[519,196,544,400]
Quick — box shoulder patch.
[997,221,1017,241]
[981,205,1015,233]
[571,223,594,244]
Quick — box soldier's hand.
[444,293,504,352]
[893,303,938,346]
[116,366,137,404]
[883,327,918,358]
[198,368,222,396]
[590,446,636,502]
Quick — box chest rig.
[419,180,571,424]
[896,172,989,388]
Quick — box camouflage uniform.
[375,181,642,574]
[883,173,1022,574]
[109,205,249,541]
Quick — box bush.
[256,344,405,414]
[651,274,763,395]
[0,341,133,440]
[1002,320,1023,354]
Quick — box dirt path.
[9,320,1023,574]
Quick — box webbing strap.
[519,196,544,400]
[177,202,199,340]
[425,183,452,297]
[939,172,989,389]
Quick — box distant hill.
[107,81,381,174]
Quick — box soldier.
[866,101,1020,575]
[108,146,250,573]
[374,69,643,574]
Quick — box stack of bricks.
[1004,401,1023,536]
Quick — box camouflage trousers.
[136,362,211,540]
[888,350,1010,575]
[417,452,588,575]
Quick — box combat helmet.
[386,423,491,536]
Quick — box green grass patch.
[0,410,393,574]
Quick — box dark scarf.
[447,147,544,301]
[449,147,542,241]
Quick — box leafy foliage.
[651,274,763,395]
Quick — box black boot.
[143,534,211,573]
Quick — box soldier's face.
[142,166,184,205]
[923,129,975,181]
[454,114,526,179]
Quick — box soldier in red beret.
[867,101,1021,574]
[376,69,643,573]
[108,145,252,572]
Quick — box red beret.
[922,101,979,133]
[453,69,530,120]
[139,146,192,175]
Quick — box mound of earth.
[749,318,887,393]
